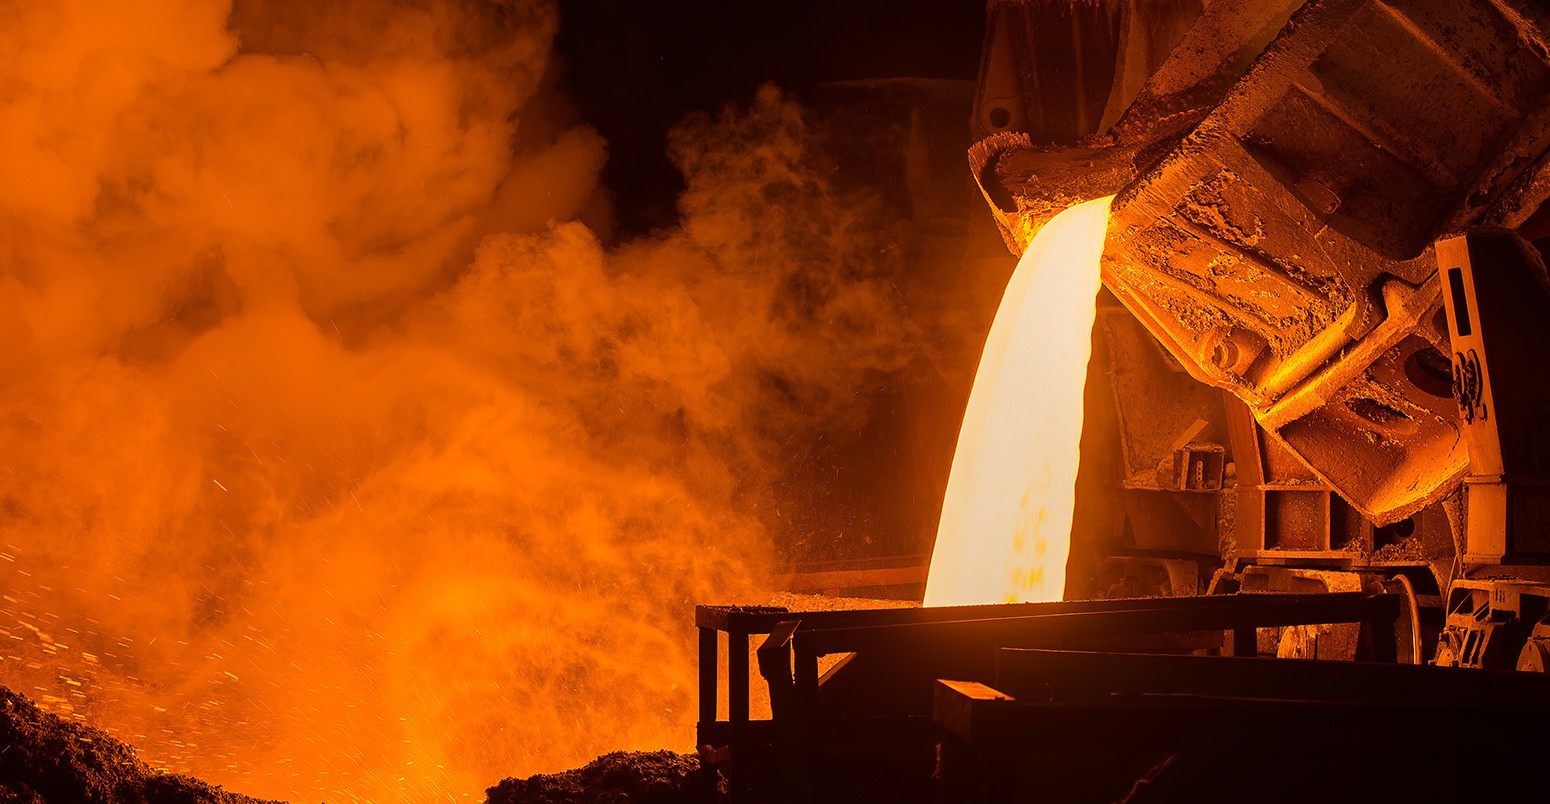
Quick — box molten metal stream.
[924,196,1114,606]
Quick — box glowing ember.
[924,196,1114,607]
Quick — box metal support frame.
[696,592,1402,802]
[992,647,1550,704]
[1436,232,1550,563]
[936,648,1550,802]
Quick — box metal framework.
[937,649,1550,802]
[696,592,1406,802]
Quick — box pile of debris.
[0,686,275,804]
[0,682,703,804]
[485,751,700,804]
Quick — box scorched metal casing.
[973,0,1550,525]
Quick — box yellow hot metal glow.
[924,196,1114,607]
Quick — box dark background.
[555,0,987,235]
[550,1,997,577]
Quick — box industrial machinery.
[971,0,1550,672]
[696,0,1550,799]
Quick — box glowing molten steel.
[924,196,1114,607]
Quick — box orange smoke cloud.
[0,1,919,800]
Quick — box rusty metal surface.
[1099,305,1231,488]
[979,0,1550,524]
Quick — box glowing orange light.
[924,196,1114,607]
